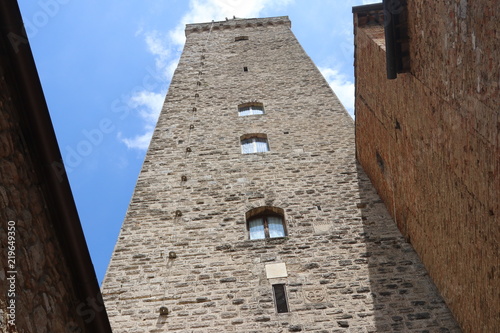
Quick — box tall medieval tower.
[102,16,460,332]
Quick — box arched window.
[238,102,264,116]
[240,134,269,154]
[246,206,286,240]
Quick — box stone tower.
[102,16,460,332]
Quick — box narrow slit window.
[376,151,385,173]
[273,284,289,313]
[235,35,249,41]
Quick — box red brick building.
[353,2,499,332]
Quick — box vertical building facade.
[353,2,498,332]
[102,17,460,332]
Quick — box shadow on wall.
[355,163,461,332]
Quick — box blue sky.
[17,0,377,284]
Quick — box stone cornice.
[185,16,291,36]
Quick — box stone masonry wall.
[0,63,88,331]
[103,17,460,332]
[354,1,499,332]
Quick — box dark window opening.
[243,66,248,72]
[235,35,249,41]
[273,284,289,313]
[384,0,409,79]
[395,119,401,130]
[376,151,385,173]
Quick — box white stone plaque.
[265,263,288,279]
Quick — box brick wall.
[354,1,499,332]
[103,17,460,332]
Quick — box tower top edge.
[185,16,291,35]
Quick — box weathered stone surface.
[354,2,498,332]
[102,16,461,332]
[0,50,89,331]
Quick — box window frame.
[240,133,269,154]
[238,102,265,116]
[246,206,286,240]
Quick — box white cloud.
[120,130,155,150]
[120,90,164,150]
[128,90,165,124]
[319,67,355,117]
[138,28,183,84]
[144,31,180,80]
[119,31,173,150]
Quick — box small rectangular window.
[235,36,249,41]
[248,215,285,239]
[238,104,264,116]
[272,284,289,313]
[241,137,269,154]
[243,66,248,72]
